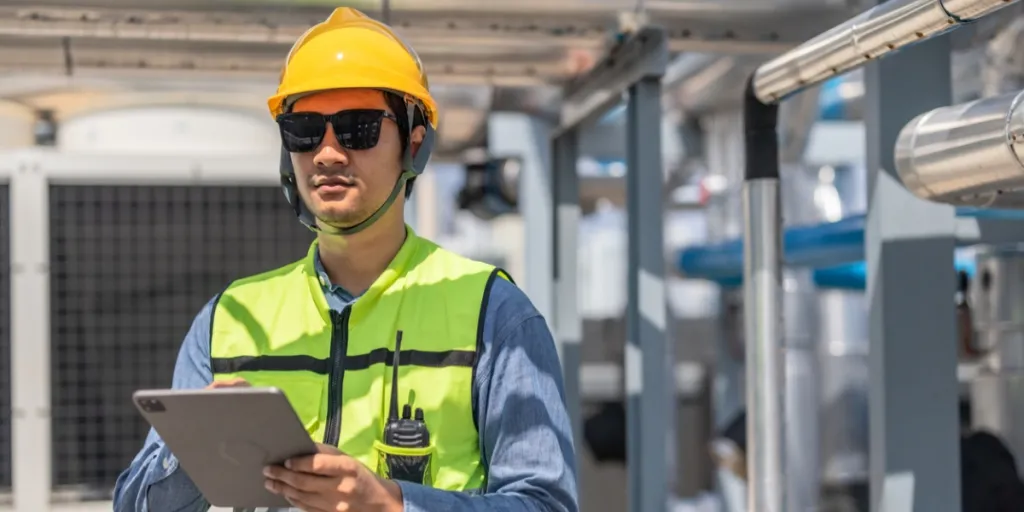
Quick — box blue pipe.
[818,76,850,121]
[812,257,976,291]
[682,208,1024,283]
[680,214,865,280]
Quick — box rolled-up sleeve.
[398,279,579,512]
[112,296,217,512]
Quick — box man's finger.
[206,378,250,389]
[285,453,354,476]
[314,443,342,455]
[264,465,331,491]
[265,479,326,512]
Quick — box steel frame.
[552,25,672,512]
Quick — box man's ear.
[409,125,427,157]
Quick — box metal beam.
[0,34,568,86]
[864,32,960,512]
[0,0,864,55]
[624,76,672,512]
[488,113,554,324]
[557,26,668,136]
[9,154,52,512]
[551,129,581,484]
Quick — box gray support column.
[552,130,582,475]
[488,113,554,322]
[863,33,960,512]
[10,156,52,510]
[625,77,673,512]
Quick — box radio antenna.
[388,331,403,422]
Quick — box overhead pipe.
[895,89,1024,208]
[742,1,1019,511]
[752,0,1018,104]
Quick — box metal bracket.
[557,25,668,135]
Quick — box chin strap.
[316,170,414,236]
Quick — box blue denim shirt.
[113,250,579,512]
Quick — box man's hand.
[263,443,404,512]
[205,377,251,389]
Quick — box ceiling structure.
[0,0,872,156]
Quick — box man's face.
[289,89,405,229]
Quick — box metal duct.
[813,5,1024,120]
[752,0,1021,103]
[894,89,1024,208]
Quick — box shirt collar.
[313,248,345,293]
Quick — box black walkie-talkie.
[382,331,432,483]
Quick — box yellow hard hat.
[267,7,438,128]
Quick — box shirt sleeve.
[112,295,218,512]
[397,278,580,512]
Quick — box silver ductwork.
[894,89,1024,208]
[752,0,1021,103]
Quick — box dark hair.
[384,92,427,199]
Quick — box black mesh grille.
[0,186,11,492]
[49,185,313,493]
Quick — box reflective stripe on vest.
[208,228,508,492]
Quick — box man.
[113,8,578,512]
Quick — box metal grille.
[49,185,313,494]
[0,186,11,493]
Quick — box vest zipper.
[323,306,351,446]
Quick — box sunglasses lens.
[332,110,385,150]
[278,113,326,152]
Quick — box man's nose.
[313,123,349,167]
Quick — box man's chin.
[314,211,364,230]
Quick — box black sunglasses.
[276,109,399,153]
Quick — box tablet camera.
[139,398,166,413]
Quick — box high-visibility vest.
[209,229,507,491]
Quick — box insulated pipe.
[742,76,783,512]
[742,1,1020,510]
[752,0,1020,104]
[894,89,1024,208]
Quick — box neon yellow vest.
[208,229,507,491]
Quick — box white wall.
[58,105,277,155]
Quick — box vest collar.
[302,224,422,321]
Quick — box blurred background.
[1,1,1024,511]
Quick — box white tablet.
[133,387,319,509]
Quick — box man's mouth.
[314,176,355,189]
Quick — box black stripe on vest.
[211,348,475,375]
